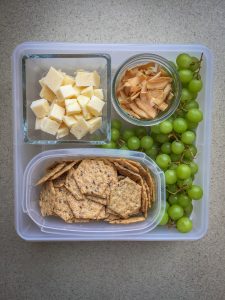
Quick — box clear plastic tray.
[22,148,165,236]
[12,43,213,241]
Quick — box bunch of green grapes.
[102,53,204,234]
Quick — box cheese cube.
[75,71,100,88]
[56,124,69,139]
[62,75,75,86]
[65,99,75,106]
[65,99,81,115]
[48,103,65,122]
[35,118,44,130]
[63,115,77,128]
[57,84,79,100]
[44,67,64,93]
[81,86,94,98]
[41,117,60,136]
[77,95,92,119]
[39,77,46,88]
[87,117,102,134]
[70,117,89,140]
[40,86,56,102]
[30,99,50,118]
[93,89,104,100]
[87,96,105,117]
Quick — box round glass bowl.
[112,53,181,126]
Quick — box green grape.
[180,88,193,102]
[145,144,158,159]
[122,129,135,141]
[188,79,203,93]
[175,109,186,118]
[156,134,169,144]
[102,141,117,149]
[161,142,171,154]
[168,204,184,221]
[159,120,173,134]
[176,53,192,69]
[167,184,178,194]
[177,193,191,208]
[183,145,197,160]
[170,163,178,170]
[181,131,196,144]
[166,201,170,211]
[156,154,171,169]
[179,69,193,84]
[120,144,129,150]
[189,161,198,175]
[184,202,193,216]
[177,177,193,189]
[127,136,140,150]
[171,141,185,154]
[165,169,177,184]
[185,100,199,110]
[173,118,188,133]
[186,120,198,130]
[187,185,203,200]
[176,164,191,179]
[159,212,169,225]
[168,194,179,205]
[171,153,182,162]
[186,108,203,123]
[140,136,153,150]
[151,125,161,134]
[111,128,120,142]
[111,119,122,130]
[190,57,200,72]
[135,127,147,138]
[176,217,192,233]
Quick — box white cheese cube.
[62,75,75,86]
[56,124,69,139]
[87,96,105,117]
[66,99,81,115]
[75,71,100,88]
[39,77,46,88]
[77,95,92,119]
[44,67,64,93]
[30,99,50,118]
[57,84,78,100]
[41,117,60,136]
[70,117,90,140]
[63,115,77,128]
[93,89,104,100]
[35,118,44,130]
[87,117,102,134]
[40,86,56,102]
[81,86,94,98]
[65,99,75,106]
[48,103,65,122]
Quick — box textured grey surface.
[0,0,225,299]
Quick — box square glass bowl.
[22,54,111,144]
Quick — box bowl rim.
[112,53,181,126]
[22,53,111,144]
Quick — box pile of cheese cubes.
[30,67,105,140]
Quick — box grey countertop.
[1,0,225,299]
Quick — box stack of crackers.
[36,158,155,224]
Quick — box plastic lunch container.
[22,148,165,236]
[12,43,212,241]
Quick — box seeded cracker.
[112,158,140,174]
[86,195,107,206]
[108,177,142,218]
[53,173,67,188]
[36,162,66,185]
[108,216,145,224]
[51,160,79,180]
[65,167,83,200]
[54,187,74,222]
[39,180,55,216]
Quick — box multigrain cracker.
[110,158,140,174]
[65,167,83,200]
[53,187,74,222]
[53,173,67,188]
[86,195,107,206]
[39,180,55,216]
[51,160,79,180]
[108,177,142,218]
[36,162,66,185]
[108,216,145,224]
